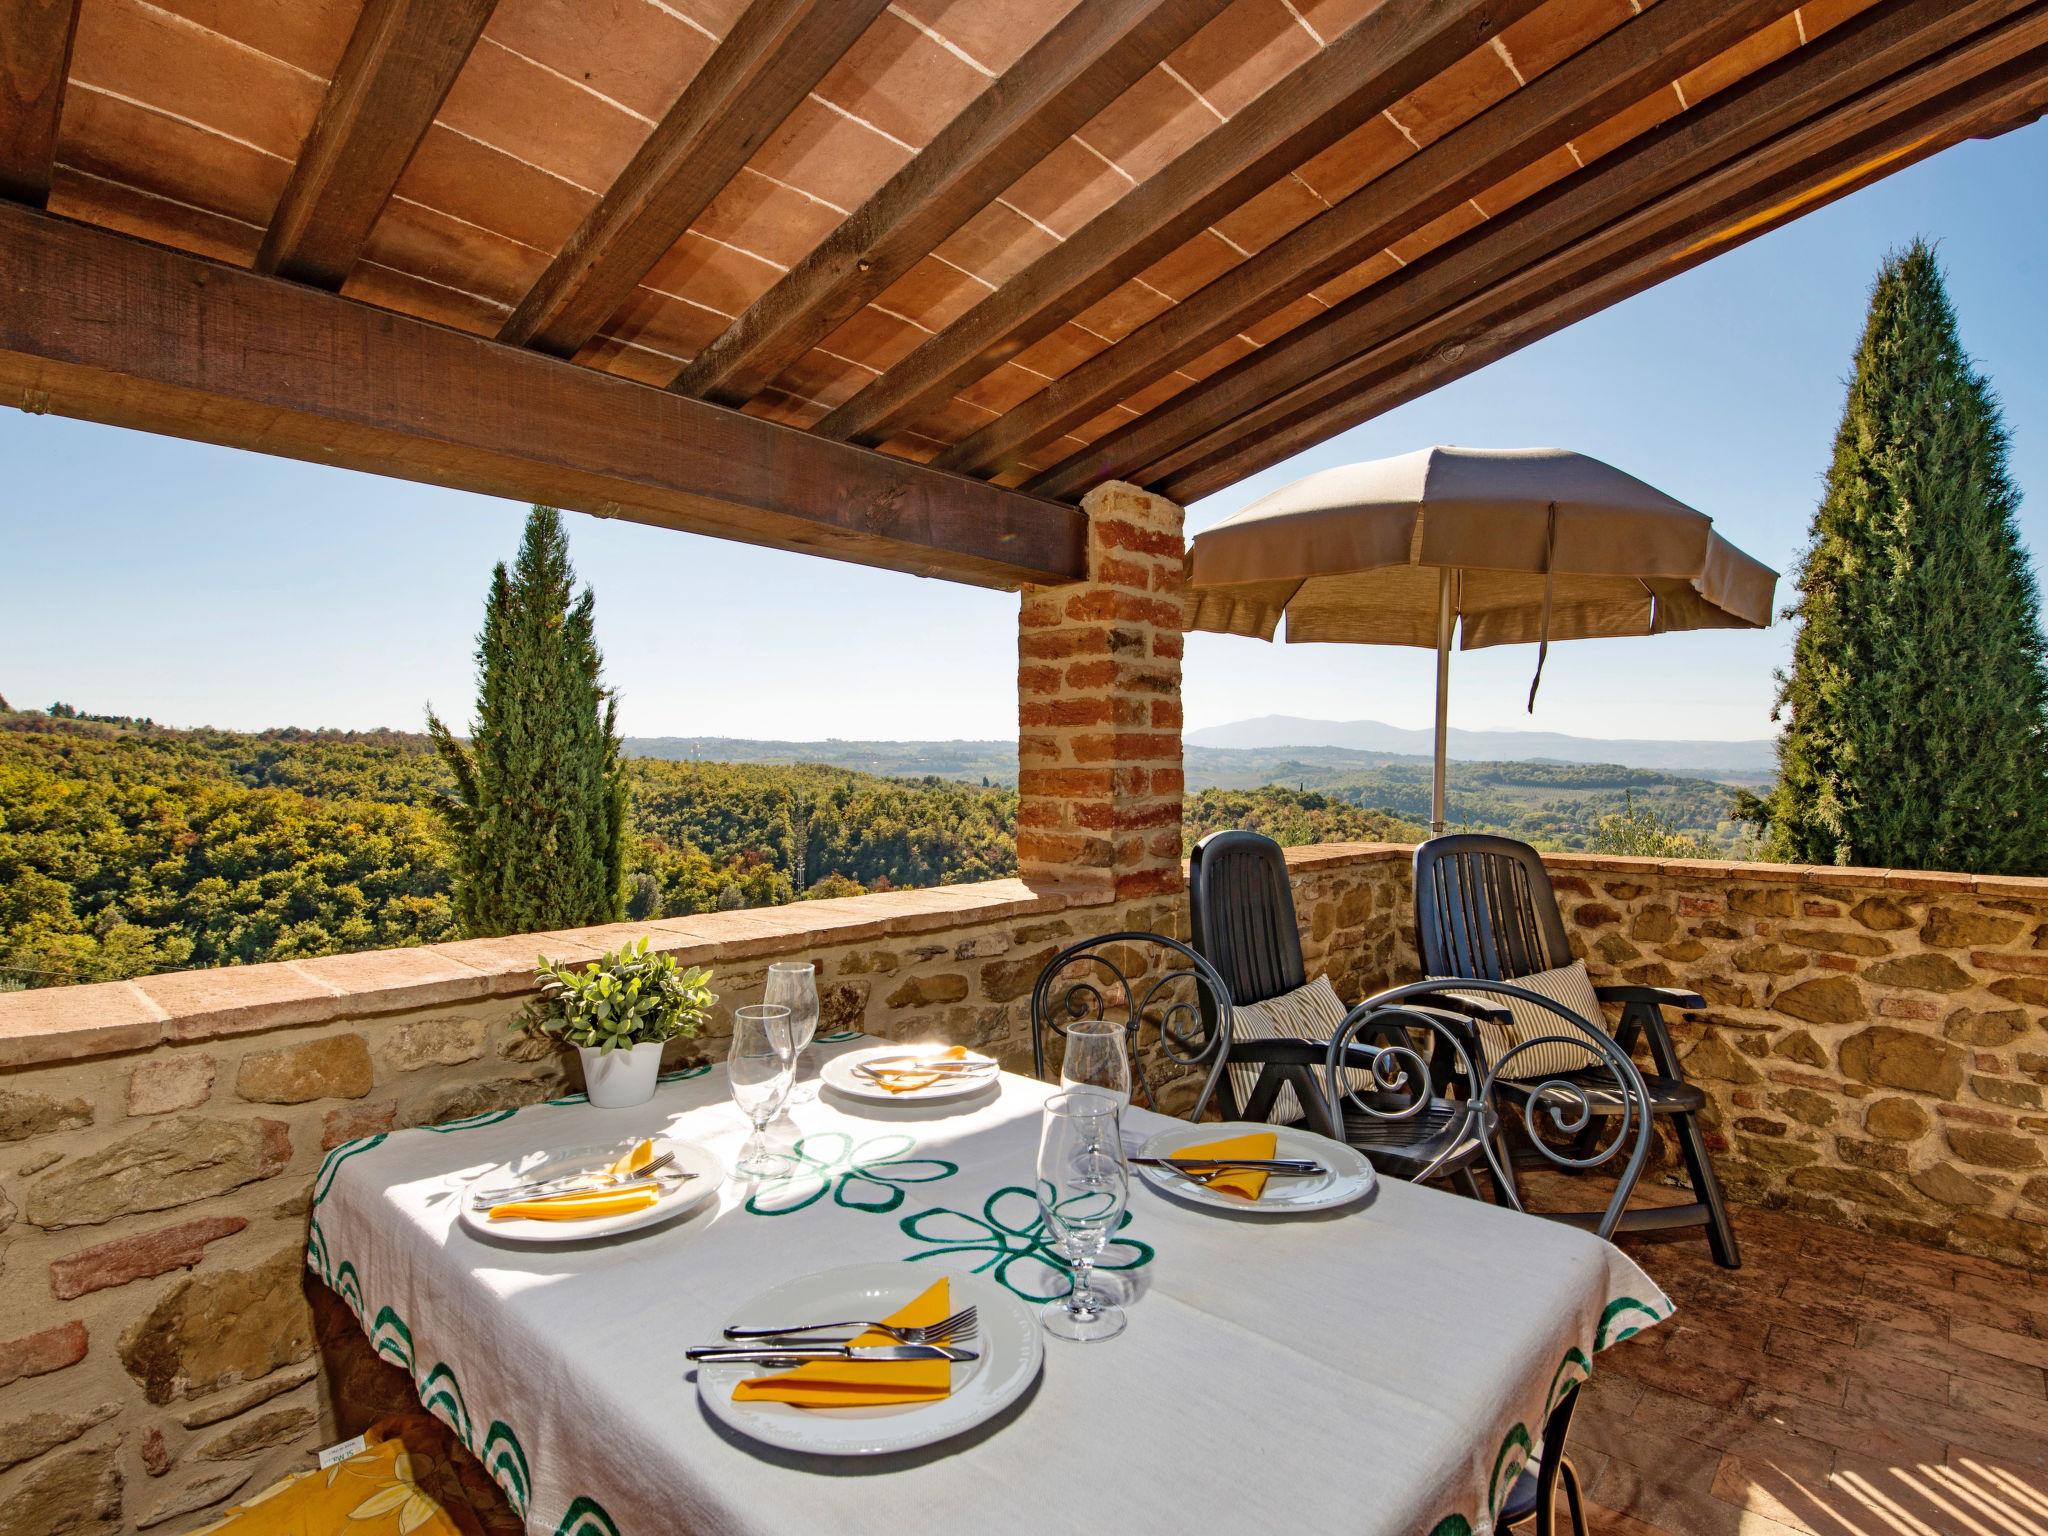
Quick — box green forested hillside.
[1,710,1735,991]
[0,715,1021,989]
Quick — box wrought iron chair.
[1413,833,1742,1268]
[1028,932,1233,1119]
[1328,979,1653,1536]
[1187,830,1495,1199]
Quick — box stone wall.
[6,843,2048,1531]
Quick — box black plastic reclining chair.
[1189,829,1493,1200]
[1413,833,1741,1268]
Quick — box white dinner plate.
[1134,1122,1375,1215]
[696,1263,1042,1457]
[820,1045,1000,1105]
[458,1136,722,1244]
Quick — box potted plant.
[531,938,716,1108]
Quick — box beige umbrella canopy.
[1185,446,1778,832]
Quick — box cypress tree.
[1760,240,2048,874]
[427,506,628,934]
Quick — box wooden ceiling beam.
[499,0,887,358]
[669,0,1231,408]
[255,0,497,289]
[943,0,1802,484]
[0,204,1084,589]
[0,0,80,208]
[1040,0,2041,501]
[811,0,1547,448]
[1157,31,2048,503]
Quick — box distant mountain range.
[1185,715,1776,776]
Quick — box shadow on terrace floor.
[1563,1185,2048,1536]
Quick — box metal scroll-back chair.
[1187,830,1493,1199]
[1414,834,1742,1268]
[1029,932,1233,1119]
[1328,982,1655,1536]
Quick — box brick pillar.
[1016,481,1185,904]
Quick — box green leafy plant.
[530,938,715,1054]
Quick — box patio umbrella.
[1184,446,1777,833]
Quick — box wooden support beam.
[0,204,1085,589]
[811,0,1545,448]
[668,0,1231,407]
[1158,33,2048,503]
[0,0,79,207]
[499,0,887,357]
[941,0,1801,483]
[1038,0,2043,501]
[255,0,497,289]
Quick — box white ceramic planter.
[577,1040,664,1109]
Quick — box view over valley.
[1,701,1744,991]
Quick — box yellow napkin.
[870,1045,969,1094]
[486,1185,659,1222]
[1171,1131,1279,1201]
[731,1276,954,1409]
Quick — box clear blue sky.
[4,122,2044,746]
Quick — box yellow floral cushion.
[191,1417,514,1536]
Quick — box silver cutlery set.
[469,1149,692,1210]
[687,1305,982,1367]
[851,1053,998,1087]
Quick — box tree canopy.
[1755,241,2048,873]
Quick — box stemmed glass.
[1059,1017,1131,1106]
[1035,1090,1130,1343]
[728,1004,795,1177]
[765,962,820,1091]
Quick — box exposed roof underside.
[3,0,2045,582]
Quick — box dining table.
[307,1033,1672,1536]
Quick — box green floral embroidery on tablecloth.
[659,1064,711,1082]
[1596,1295,1666,1350]
[1426,1520,1473,1536]
[814,1030,863,1043]
[898,1185,1154,1301]
[554,1496,621,1536]
[419,1362,473,1446]
[1488,1421,1534,1521]
[312,1133,387,1208]
[744,1131,958,1216]
[1547,1346,1591,1419]
[480,1422,531,1519]
[423,1109,522,1133]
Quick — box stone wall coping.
[8,845,2048,1072]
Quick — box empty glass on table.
[1035,1090,1130,1343]
[765,961,820,1090]
[728,1004,795,1177]
[1058,1016,1131,1107]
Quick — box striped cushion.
[1460,961,1608,1079]
[1226,975,1354,1124]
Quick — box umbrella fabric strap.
[1527,501,1557,713]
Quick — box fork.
[470,1149,676,1208]
[721,1305,979,1345]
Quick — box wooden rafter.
[0,0,79,208]
[939,0,1802,483]
[0,204,1084,589]
[1157,28,2048,502]
[499,0,888,358]
[667,0,1233,407]
[811,0,1547,448]
[1033,0,2042,501]
[255,0,497,289]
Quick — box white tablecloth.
[308,1036,1670,1536]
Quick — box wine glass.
[1034,1090,1130,1343]
[728,1004,795,1177]
[1059,1017,1131,1107]
[765,962,820,1091]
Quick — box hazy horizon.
[5,123,2043,746]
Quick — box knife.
[1131,1156,1327,1174]
[857,1056,997,1075]
[684,1343,978,1365]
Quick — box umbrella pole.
[1431,567,1453,837]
